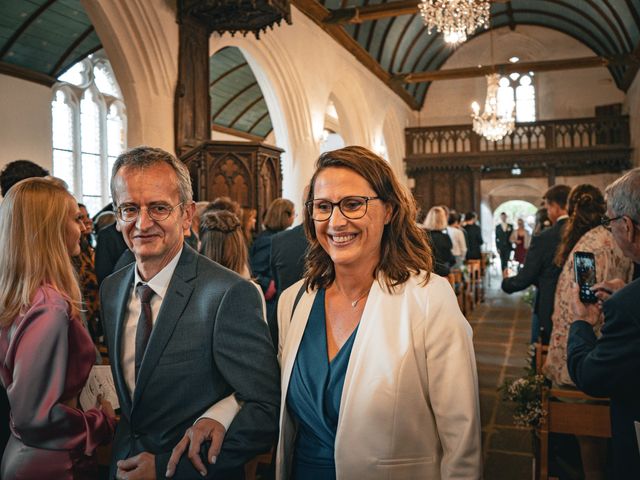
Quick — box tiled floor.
[468,270,536,479]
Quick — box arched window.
[497,72,536,123]
[52,52,126,215]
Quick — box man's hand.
[116,452,156,480]
[570,283,600,326]
[165,418,226,478]
[592,278,626,302]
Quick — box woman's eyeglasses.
[306,196,381,222]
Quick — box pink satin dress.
[0,285,115,479]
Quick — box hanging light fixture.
[418,0,491,46]
[471,73,515,141]
[470,30,515,141]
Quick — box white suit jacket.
[276,273,482,479]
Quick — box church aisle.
[467,271,535,479]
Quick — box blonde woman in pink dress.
[0,178,115,479]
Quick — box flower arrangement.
[521,286,536,307]
[499,344,547,428]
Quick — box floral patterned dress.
[543,226,633,386]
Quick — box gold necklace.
[349,289,371,308]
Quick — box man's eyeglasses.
[600,214,639,231]
[116,202,183,222]
[306,196,381,222]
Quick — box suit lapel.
[131,247,197,409]
[113,266,135,417]
[280,288,316,409]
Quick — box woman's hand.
[97,395,115,417]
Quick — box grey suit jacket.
[101,245,280,479]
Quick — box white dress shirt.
[122,247,240,429]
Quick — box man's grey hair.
[110,146,193,206]
[605,167,640,223]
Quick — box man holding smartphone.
[567,167,640,479]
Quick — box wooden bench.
[466,260,483,309]
[447,269,467,315]
[534,344,611,480]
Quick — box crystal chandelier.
[418,0,491,45]
[470,73,515,142]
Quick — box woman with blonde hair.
[276,146,480,479]
[422,206,455,276]
[0,178,115,479]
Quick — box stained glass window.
[51,52,126,215]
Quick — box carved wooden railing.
[406,115,630,157]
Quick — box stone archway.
[479,178,547,250]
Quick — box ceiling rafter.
[389,13,417,71]
[585,0,631,52]
[210,60,249,87]
[247,110,271,134]
[211,80,258,119]
[228,95,265,129]
[0,0,59,59]
[376,12,400,64]
[394,55,632,83]
[292,0,420,109]
[50,25,95,77]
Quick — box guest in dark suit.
[102,146,280,479]
[250,198,295,324]
[463,211,484,260]
[567,167,640,479]
[95,222,128,285]
[502,185,571,344]
[268,223,309,345]
[495,212,514,274]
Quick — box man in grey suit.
[101,146,280,479]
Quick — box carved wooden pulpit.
[181,141,283,231]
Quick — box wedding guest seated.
[276,146,481,479]
[567,168,640,479]
[544,184,632,478]
[0,178,115,479]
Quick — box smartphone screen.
[574,251,598,304]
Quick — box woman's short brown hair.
[304,146,433,292]
[263,198,294,231]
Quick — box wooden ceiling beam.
[0,60,56,86]
[394,55,634,83]
[325,0,509,24]
[292,0,420,109]
[325,0,419,24]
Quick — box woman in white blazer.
[276,146,481,480]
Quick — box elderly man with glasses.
[101,146,280,480]
[567,167,640,479]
